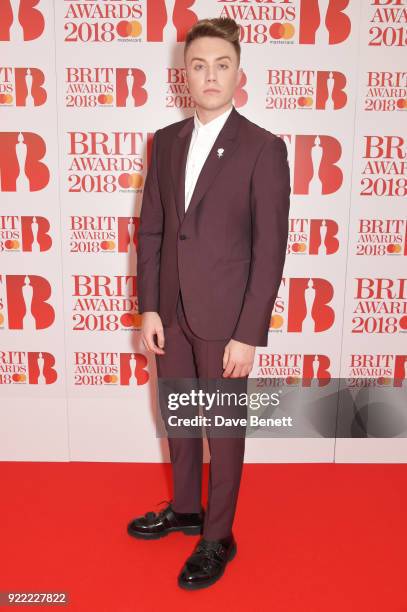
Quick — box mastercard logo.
[270,314,284,329]
[0,94,13,104]
[116,20,142,38]
[100,240,116,251]
[285,376,300,385]
[291,242,307,252]
[12,373,26,383]
[4,239,20,250]
[98,94,114,105]
[269,23,295,40]
[377,377,391,386]
[0,312,4,326]
[396,99,407,110]
[103,374,118,384]
[120,313,141,328]
[297,97,313,107]
[118,173,143,189]
[387,244,402,254]
[399,315,407,330]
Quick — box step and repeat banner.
[0,0,406,462]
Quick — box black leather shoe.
[178,534,237,590]
[127,500,204,540]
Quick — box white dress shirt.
[184,104,234,212]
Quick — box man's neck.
[195,102,233,126]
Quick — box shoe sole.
[177,542,237,590]
[127,524,202,540]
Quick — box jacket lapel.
[170,106,243,224]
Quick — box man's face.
[184,36,242,111]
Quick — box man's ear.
[236,67,243,87]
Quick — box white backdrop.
[1,0,406,463]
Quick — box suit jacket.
[136,105,291,347]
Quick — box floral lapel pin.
[217,147,224,158]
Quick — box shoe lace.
[195,539,223,559]
[190,540,225,573]
[144,498,173,522]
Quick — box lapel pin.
[217,147,224,158]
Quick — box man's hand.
[222,339,255,378]
[141,312,165,355]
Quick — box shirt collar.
[193,104,234,136]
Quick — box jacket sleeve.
[231,136,291,347]
[136,128,163,314]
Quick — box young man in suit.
[128,17,291,590]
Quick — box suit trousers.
[155,291,248,541]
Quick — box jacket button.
[179,234,187,240]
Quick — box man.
[127,17,291,590]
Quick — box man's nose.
[206,68,217,81]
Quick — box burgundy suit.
[137,105,291,540]
[137,105,291,347]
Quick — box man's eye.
[219,64,228,69]
[194,64,203,70]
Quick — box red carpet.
[1,462,406,611]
